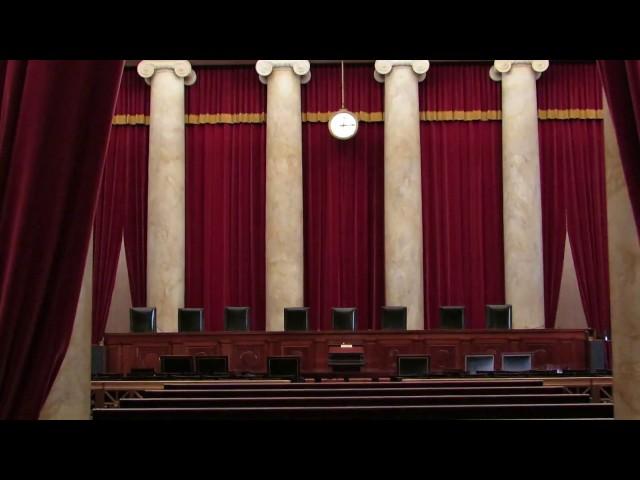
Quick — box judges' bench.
[103,329,589,375]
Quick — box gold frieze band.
[112,109,604,125]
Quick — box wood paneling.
[103,329,588,374]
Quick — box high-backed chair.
[501,353,532,372]
[284,307,309,331]
[178,308,204,332]
[331,308,357,331]
[130,307,157,333]
[195,356,229,376]
[380,306,407,330]
[465,354,495,374]
[160,355,194,375]
[91,345,105,375]
[224,307,250,331]
[267,356,300,380]
[486,304,513,329]
[439,306,465,330]
[397,355,430,378]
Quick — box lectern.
[328,345,365,373]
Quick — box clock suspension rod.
[341,60,345,109]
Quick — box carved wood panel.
[182,343,221,357]
[278,341,315,372]
[105,345,122,374]
[133,344,171,372]
[468,339,511,369]
[427,344,460,371]
[373,340,417,371]
[230,343,267,373]
[104,330,588,374]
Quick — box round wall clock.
[328,108,359,140]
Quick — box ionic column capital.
[374,60,430,83]
[489,60,550,82]
[137,60,197,86]
[255,60,311,85]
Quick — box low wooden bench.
[143,386,569,398]
[119,393,590,408]
[93,402,614,420]
[162,379,545,390]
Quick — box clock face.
[329,110,358,140]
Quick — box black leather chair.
[284,307,309,331]
[178,308,204,332]
[160,355,194,374]
[439,306,465,329]
[91,345,106,375]
[397,355,430,377]
[501,353,532,372]
[486,304,513,329]
[224,307,250,331]
[195,356,229,376]
[380,306,407,330]
[130,307,157,333]
[466,354,495,374]
[267,356,300,380]
[331,308,357,331]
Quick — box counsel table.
[104,329,589,375]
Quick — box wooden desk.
[328,345,365,373]
[103,329,588,375]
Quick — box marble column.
[603,94,640,419]
[40,235,93,420]
[490,60,549,329]
[137,61,196,332]
[375,60,429,330]
[256,60,310,331]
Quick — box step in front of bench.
[93,403,613,420]
[143,386,569,398]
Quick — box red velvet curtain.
[185,67,266,331]
[0,60,123,419]
[538,62,611,335]
[92,69,149,344]
[597,60,640,238]
[121,73,149,309]
[419,64,505,329]
[302,65,385,330]
[92,130,127,343]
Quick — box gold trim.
[420,110,502,121]
[112,108,604,125]
[186,113,266,124]
[538,108,603,120]
[303,111,384,122]
[112,114,149,125]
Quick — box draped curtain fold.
[92,69,148,344]
[538,62,611,335]
[419,64,505,329]
[120,71,149,308]
[122,122,149,308]
[0,60,123,419]
[302,65,385,330]
[185,67,266,331]
[539,125,567,328]
[92,133,126,343]
[597,60,640,238]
